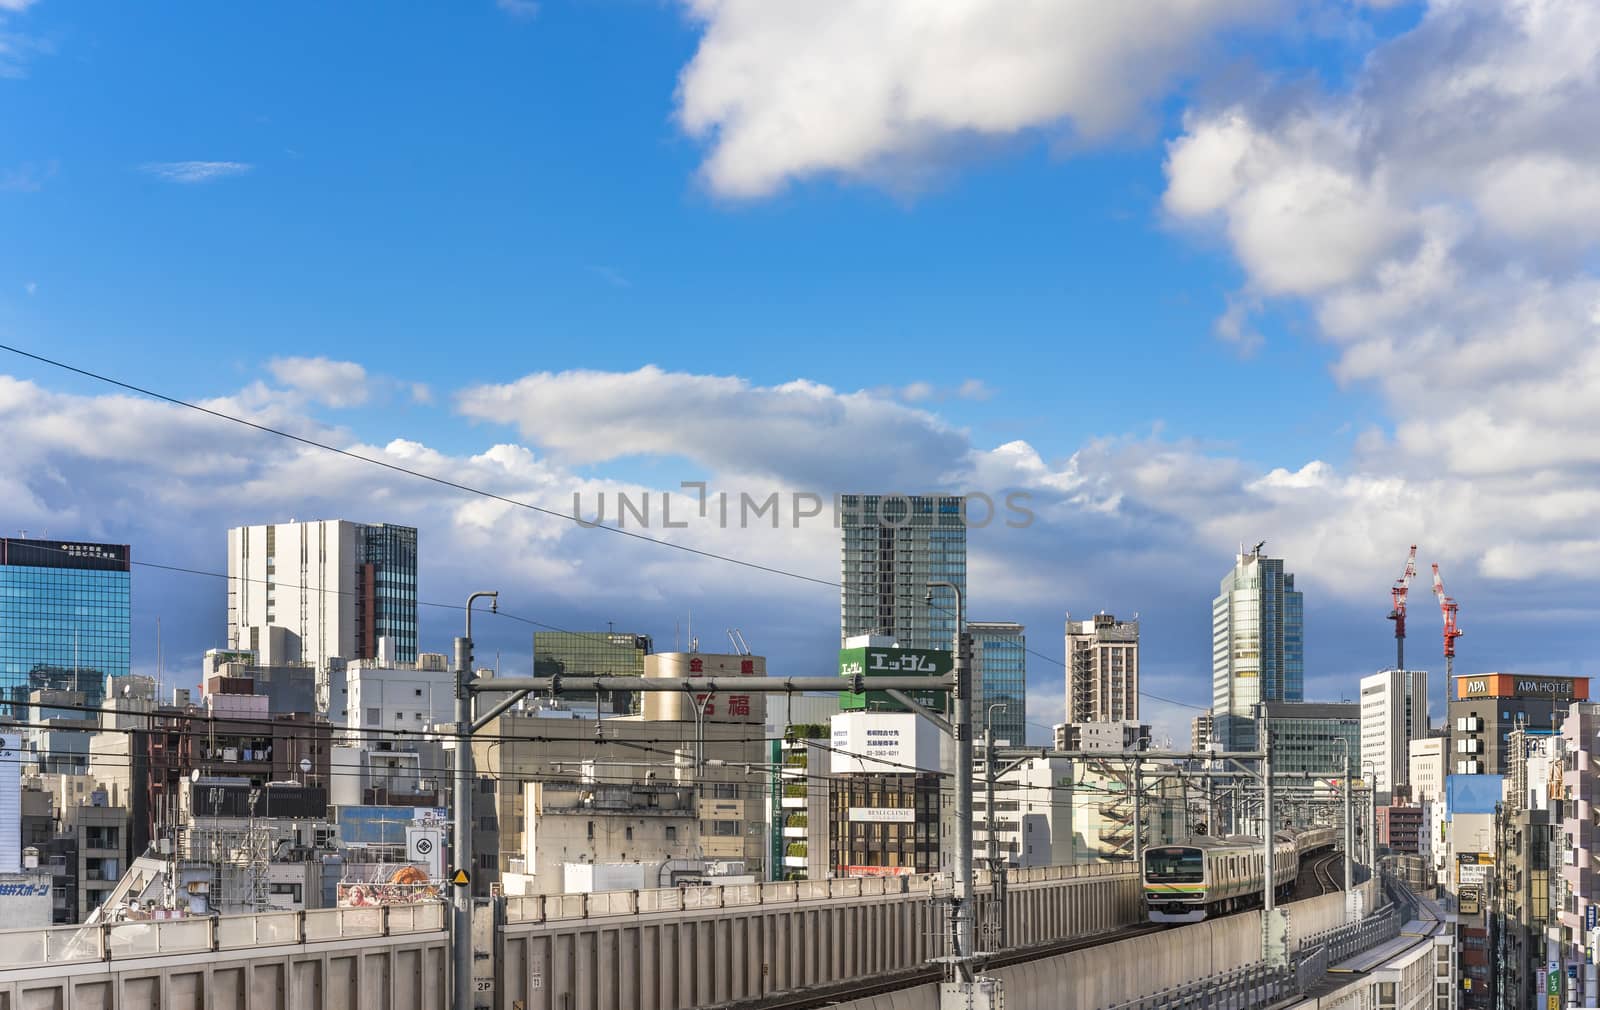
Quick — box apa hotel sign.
[1455,674,1589,701]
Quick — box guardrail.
[502,860,1134,924]
[1102,961,1296,1009]
[0,902,446,971]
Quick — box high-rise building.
[1064,612,1138,724]
[970,621,1026,745]
[532,631,652,715]
[839,494,966,651]
[226,520,417,683]
[1191,710,1214,752]
[0,538,131,710]
[1359,668,1429,802]
[1262,701,1360,786]
[1210,547,1304,751]
[1447,673,1586,776]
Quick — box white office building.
[227,520,417,712]
[1065,613,1139,724]
[340,660,454,736]
[1361,669,1429,803]
[838,494,966,651]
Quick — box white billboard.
[848,807,916,823]
[0,734,19,873]
[406,826,444,880]
[830,713,941,775]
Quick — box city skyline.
[2,0,1595,750]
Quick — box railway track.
[1313,851,1341,895]
[707,922,1171,1010]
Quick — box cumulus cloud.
[267,357,370,408]
[675,0,1287,196]
[1161,0,1600,562]
[457,365,971,488]
[140,161,252,184]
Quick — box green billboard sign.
[838,646,952,712]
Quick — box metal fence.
[0,902,446,971]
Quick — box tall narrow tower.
[1064,612,1140,724]
[1211,545,1304,751]
[838,495,966,651]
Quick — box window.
[415,689,423,697]
[625,826,633,841]
[586,821,595,840]
[665,826,677,842]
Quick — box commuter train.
[1142,825,1337,923]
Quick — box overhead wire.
[0,344,1210,717]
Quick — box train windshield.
[1145,848,1203,882]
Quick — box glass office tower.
[1212,548,1304,751]
[839,494,967,651]
[0,538,131,711]
[971,621,1027,745]
[532,631,652,714]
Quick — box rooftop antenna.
[1252,540,1267,556]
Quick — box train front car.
[1143,844,1210,923]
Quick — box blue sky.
[3,0,1597,744]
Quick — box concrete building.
[1210,547,1304,751]
[0,538,131,711]
[1375,803,1424,855]
[1054,721,1150,753]
[973,756,1073,869]
[1447,673,1589,776]
[18,689,96,775]
[1360,668,1429,802]
[970,621,1026,745]
[1190,710,1214,752]
[339,658,455,736]
[201,651,316,714]
[227,520,418,710]
[533,630,652,715]
[1555,703,1600,989]
[473,712,768,896]
[1408,735,1447,873]
[1064,613,1139,724]
[1493,726,1561,1010]
[838,494,966,651]
[1443,773,1502,1010]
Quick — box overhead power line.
[0,344,1210,715]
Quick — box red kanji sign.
[689,658,704,673]
[740,659,754,674]
[728,695,750,717]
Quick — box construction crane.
[1431,562,1464,679]
[1387,545,1418,670]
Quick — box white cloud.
[457,365,970,488]
[410,382,434,405]
[956,378,992,401]
[496,0,538,18]
[140,161,252,184]
[675,0,1287,197]
[0,1,39,11]
[267,356,369,408]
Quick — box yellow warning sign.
[451,868,470,887]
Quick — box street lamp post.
[452,590,497,1010]
[927,580,972,979]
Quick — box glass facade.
[971,622,1026,746]
[0,539,131,710]
[1263,702,1360,778]
[532,631,652,714]
[359,523,418,663]
[1212,552,1304,750]
[839,495,967,651]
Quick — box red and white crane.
[1386,545,1418,670]
[1431,562,1464,679]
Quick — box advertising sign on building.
[830,712,941,774]
[848,807,917,823]
[407,825,444,879]
[838,647,952,712]
[0,733,18,873]
[839,865,914,878]
[1455,674,1590,701]
[642,652,765,723]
